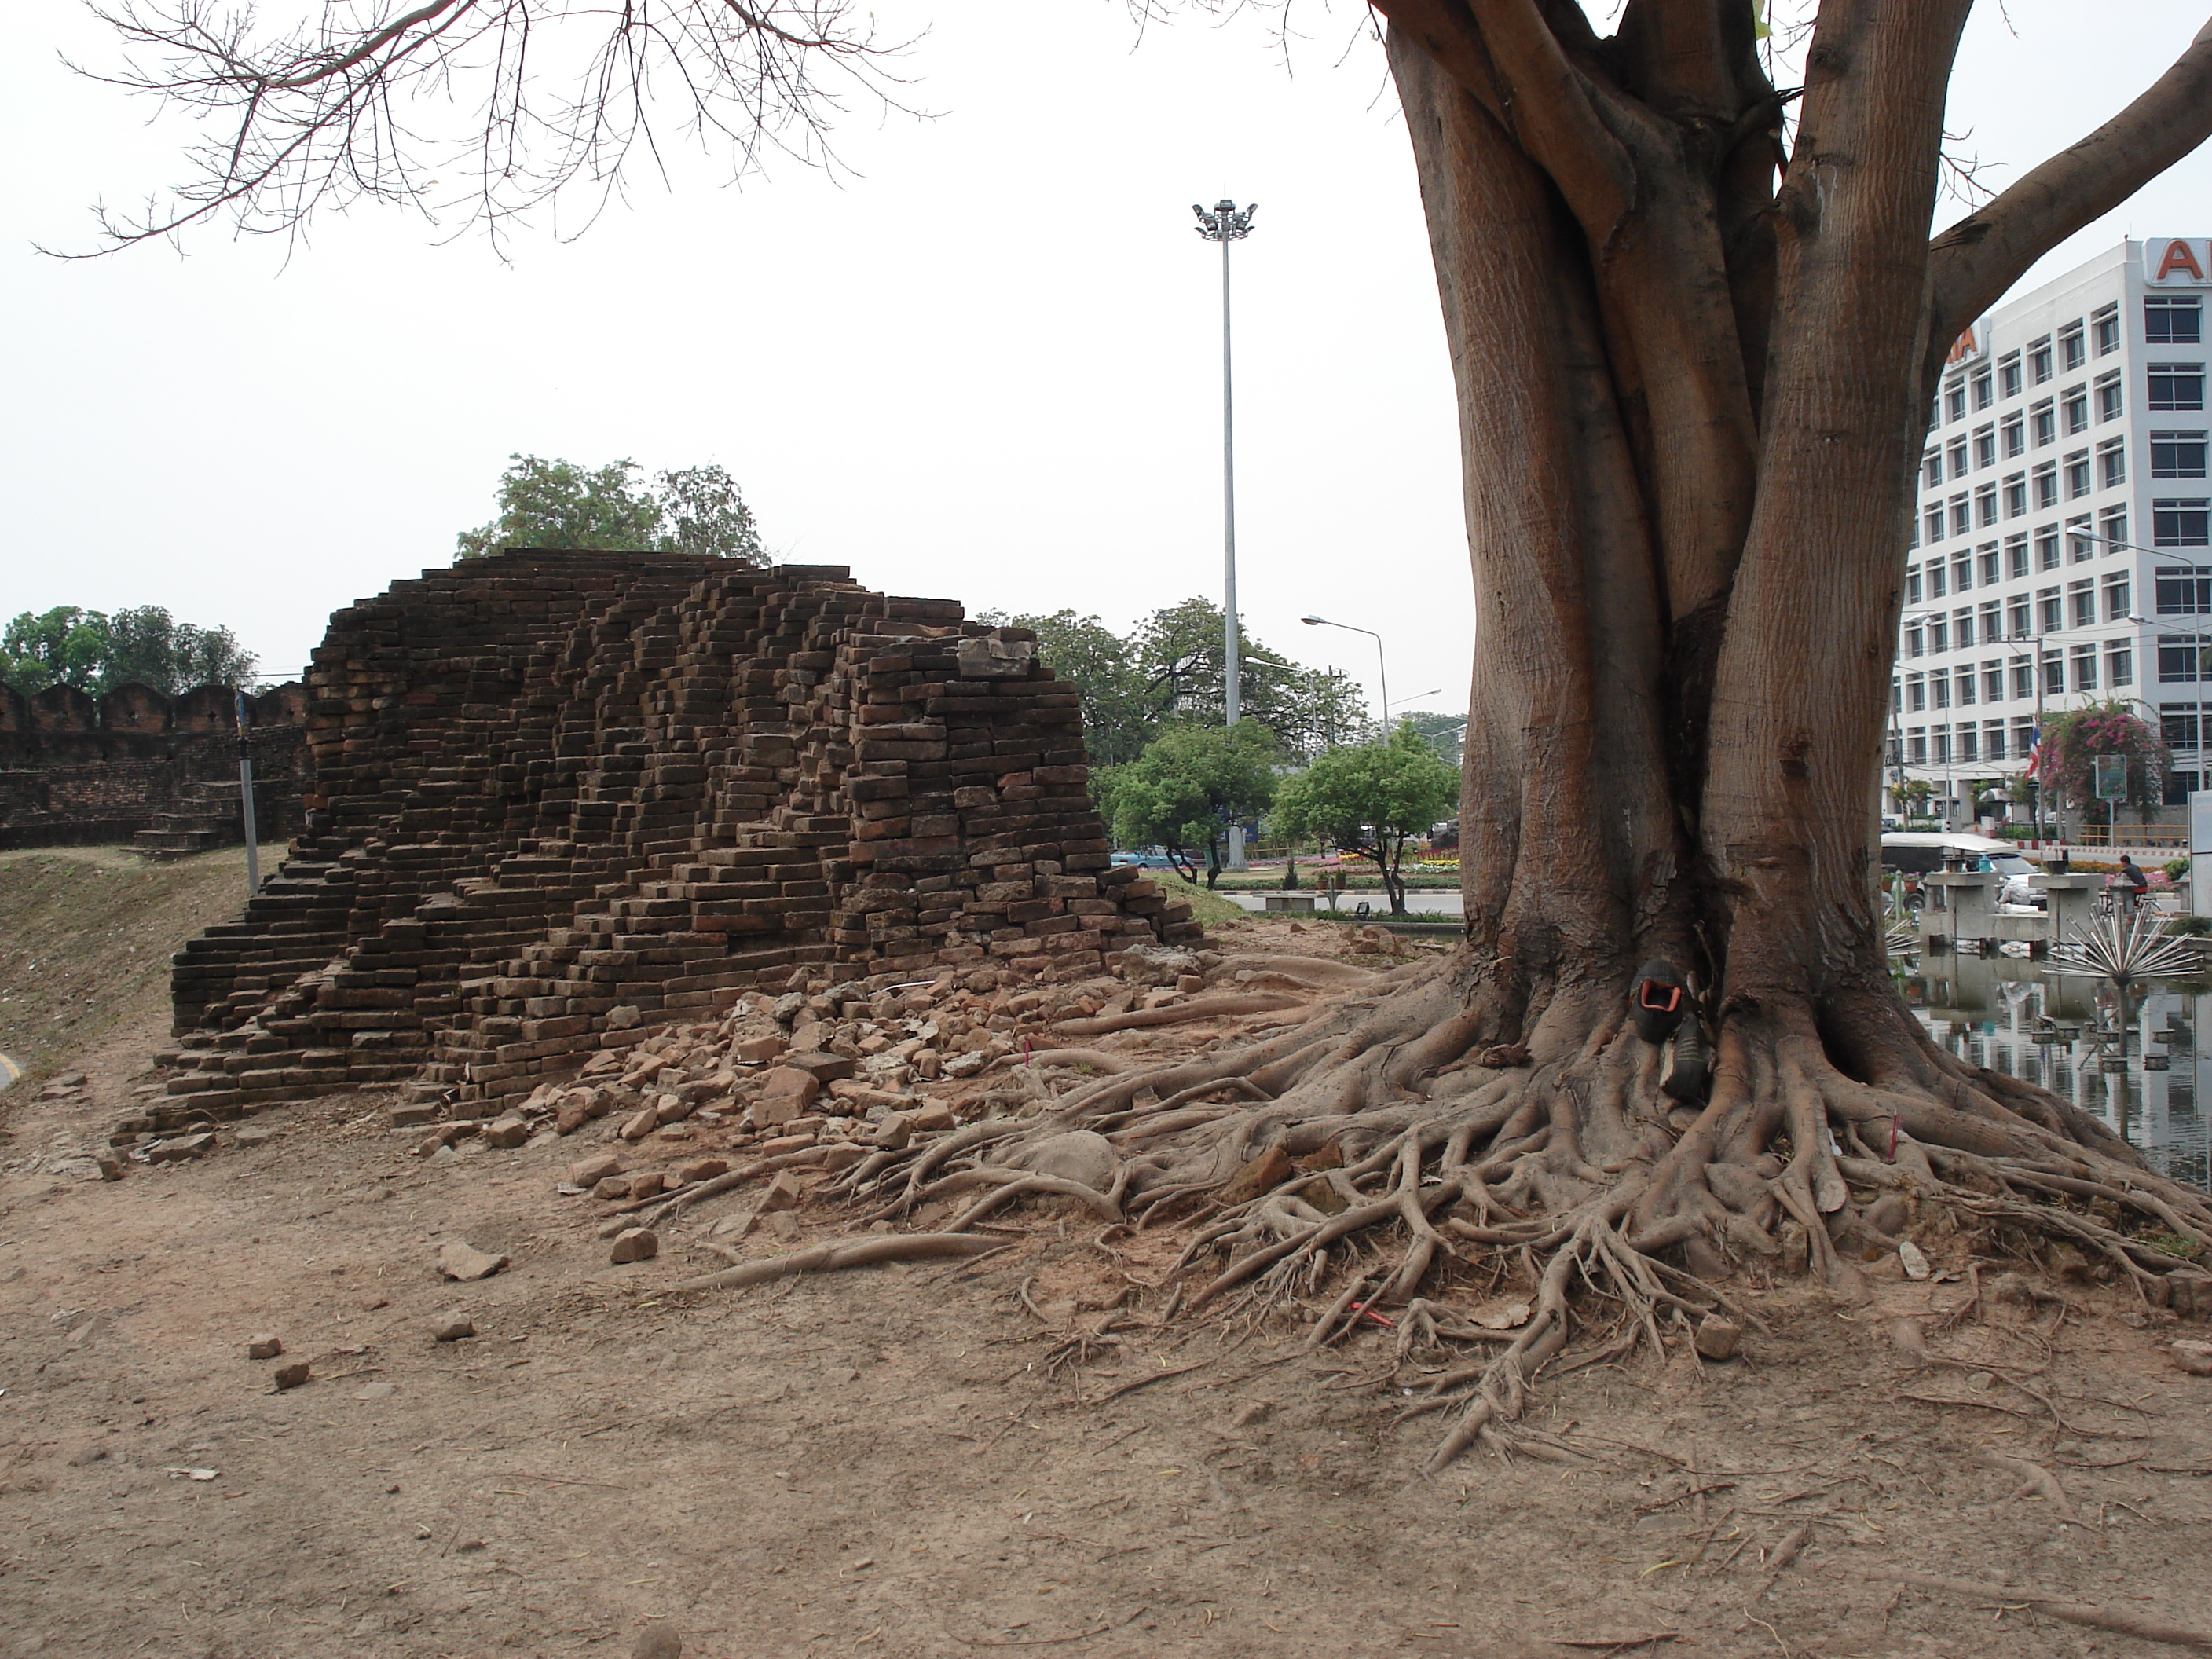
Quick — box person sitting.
[2113,854,2152,913]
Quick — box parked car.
[1110,849,1177,870]
[1880,831,2043,908]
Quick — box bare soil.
[3,858,2211,1657]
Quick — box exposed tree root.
[1831,1562,2212,1649]
[668,1232,1005,1293]
[818,946,2212,1473]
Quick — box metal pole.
[234,686,261,897]
[1221,226,1239,731]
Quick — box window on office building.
[1999,350,2023,396]
[2096,371,2124,422]
[2012,715,2035,756]
[1924,449,1943,488]
[2094,304,2120,356]
[1951,495,1972,536]
[2002,473,2026,517]
[1906,675,1925,712]
[1979,599,2001,641]
[2033,463,2059,509]
[2005,534,2029,579]
[1946,378,1968,422]
[2101,505,2129,553]
[2031,398,2056,445]
[2170,770,2203,808]
[2042,652,2065,696]
[2035,525,2061,569]
[2068,516,2096,562]
[1979,547,2001,586]
[1928,561,1948,598]
[2155,497,2212,547]
[2037,588,2062,632]
[1949,556,1969,593]
[2070,580,2096,628]
[2001,412,2026,456]
[1905,566,1922,605]
[1933,727,1952,764]
[2157,564,2212,613]
[1983,720,2006,760]
[1932,672,1951,709]
[1956,663,1977,705]
[1925,504,1945,544]
[2164,705,2201,749]
[1904,625,1924,658]
[1929,617,1950,653]
[2110,643,2134,687]
[2152,430,2209,478]
[1975,485,1998,525]
[2008,595,2032,637]
[2150,363,2207,411]
[2104,573,2131,619]
[1908,729,1928,765]
[2159,635,2212,683]
[2064,386,2089,434]
[1948,439,1969,478]
[2030,336,2053,383]
[1954,606,1975,646]
[1958,726,1980,762]
[1973,368,1994,409]
[2071,645,2099,690]
[1973,424,1996,469]
[1983,660,2005,701]
[2098,438,2127,489]
[2147,295,2203,344]
[2011,661,2034,701]
[2064,451,2091,498]
[2060,320,2086,370]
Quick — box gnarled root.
[822,949,2212,1472]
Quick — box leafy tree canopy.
[2041,701,2171,815]
[1269,721,1460,914]
[1,606,258,699]
[457,456,765,563]
[1097,720,1281,885]
[986,598,1372,769]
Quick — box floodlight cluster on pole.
[1194,197,1257,868]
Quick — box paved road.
[1218,890,1465,917]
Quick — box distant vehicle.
[1111,850,1177,870]
[1880,831,2044,907]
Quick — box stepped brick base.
[150,551,1194,1127]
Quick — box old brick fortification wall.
[0,681,308,849]
[148,551,1196,1130]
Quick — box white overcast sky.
[5,2,2212,722]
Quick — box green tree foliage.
[0,606,258,698]
[1401,709,1468,768]
[1098,721,1280,888]
[456,456,764,562]
[987,597,1370,769]
[2041,701,2171,817]
[1269,721,1460,915]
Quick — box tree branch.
[1463,0,1636,236]
[1925,16,2212,377]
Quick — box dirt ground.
[4,848,2212,1657]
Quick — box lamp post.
[1302,614,1390,734]
[1194,197,1257,870]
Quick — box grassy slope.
[0,844,281,1089]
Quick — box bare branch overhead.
[1925,14,2212,378]
[54,0,918,255]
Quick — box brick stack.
[148,551,1194,1130]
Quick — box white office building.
[1894,237,2212,826]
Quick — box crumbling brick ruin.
[0,680,306,851]
[148,551,1196,1131]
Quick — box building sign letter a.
[2157,238,2207,282]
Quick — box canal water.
[1907,952,2210,1190]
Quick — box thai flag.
[2024,723,2045,778]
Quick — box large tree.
[82,1,2212,1467]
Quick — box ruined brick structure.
[153,551,1194,1126]
[0,681,307,850]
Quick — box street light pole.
[1302,614,1390,734]
[1193,198,1257,870]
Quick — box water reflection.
[1904,954,2211,1191]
